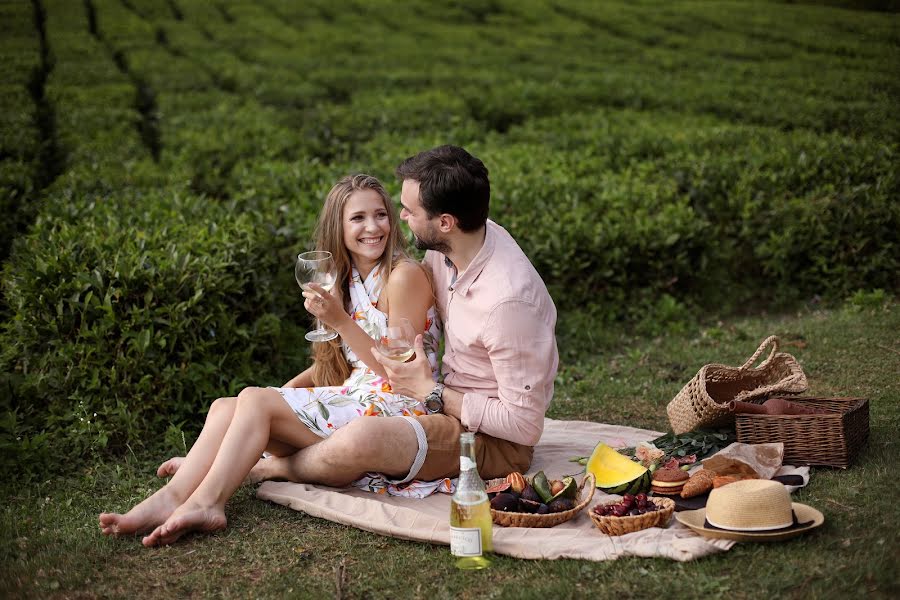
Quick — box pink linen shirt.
[425,220,559,447]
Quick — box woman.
[99,174,440,546]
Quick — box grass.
[2,300,898,599]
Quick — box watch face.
[425,397,442,413]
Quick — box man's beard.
[412,226,451,253]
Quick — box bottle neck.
[459,438,477,472]
[457,434,485,493]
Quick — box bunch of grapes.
[592,493,659,518]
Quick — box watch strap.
[424,382,445,414]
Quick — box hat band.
[705,514,794,532]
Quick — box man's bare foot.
[141,502,227,547]
[157,456,185,478]
[247,456,289,484]
[99,487,182,536]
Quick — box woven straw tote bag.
[666,336,808,434]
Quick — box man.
[256,145,558,484]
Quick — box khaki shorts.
[410,414,534,480]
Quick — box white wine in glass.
[376,317,415,362]
[295,251,338,342]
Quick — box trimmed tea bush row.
[0,1,43,260]
[494,108,899,306]
[2,0,898,475]
[0,191,306,473]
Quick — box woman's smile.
[343,189,392,269]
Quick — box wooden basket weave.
[589,496,675,536]
[735,396,869,468]
[488,473,595,528]
[666,336,808,434]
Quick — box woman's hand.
[303,283,349,329]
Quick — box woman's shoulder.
[386,259,432,295]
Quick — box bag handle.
[739,336,779,371]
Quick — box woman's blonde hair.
[311,174,410,386]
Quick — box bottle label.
[459,456,476,471]
[450,526,482,557]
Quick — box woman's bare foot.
[157,456,185,478]
[141,502,227,547]
[99,486,182,536]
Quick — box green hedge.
[492,108,899,308]
[0,192,304,474]
[2,0,898,475]
[0,2,42,260]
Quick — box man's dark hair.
[395,145,490,232]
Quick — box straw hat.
[675,479,824,542]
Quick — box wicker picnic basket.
[488,473,595,528]
[666,336,808,434]
[735,396,869,468]
[589,496,675,536]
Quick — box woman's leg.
[99,395,239,536]
[142,387,322,546]
[156,440,299,479]
[157,383,416,484]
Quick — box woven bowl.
[589,496,675,536]
[487,473,595,528]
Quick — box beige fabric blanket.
[257,418,735,561]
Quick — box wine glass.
[295,251,338,342]
[376,318,416,362]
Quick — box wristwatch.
[424,382,445,414]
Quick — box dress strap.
[343,264,388,368]
[349,264,385,311]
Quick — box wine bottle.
[449,432,492,569]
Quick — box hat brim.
[675,503,824,542]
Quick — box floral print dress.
[271,263,441,437]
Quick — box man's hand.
[371,334,435,401]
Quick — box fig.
[547,497,576,513]
[536,503,550,515]
[548,476,578,501]
[490,492,520,512]
[517,498,541,514]
[485,481,511,495]
[506,471,527,494]
[520,484,542,504]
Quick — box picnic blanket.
[257,419,741,562]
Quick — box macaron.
[650,467,690,495]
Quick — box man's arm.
[373,300,558,446]
[456,299,558,446]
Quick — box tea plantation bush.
[1,2,43,262]
[1,191,305,472]
[2,0,898,475]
